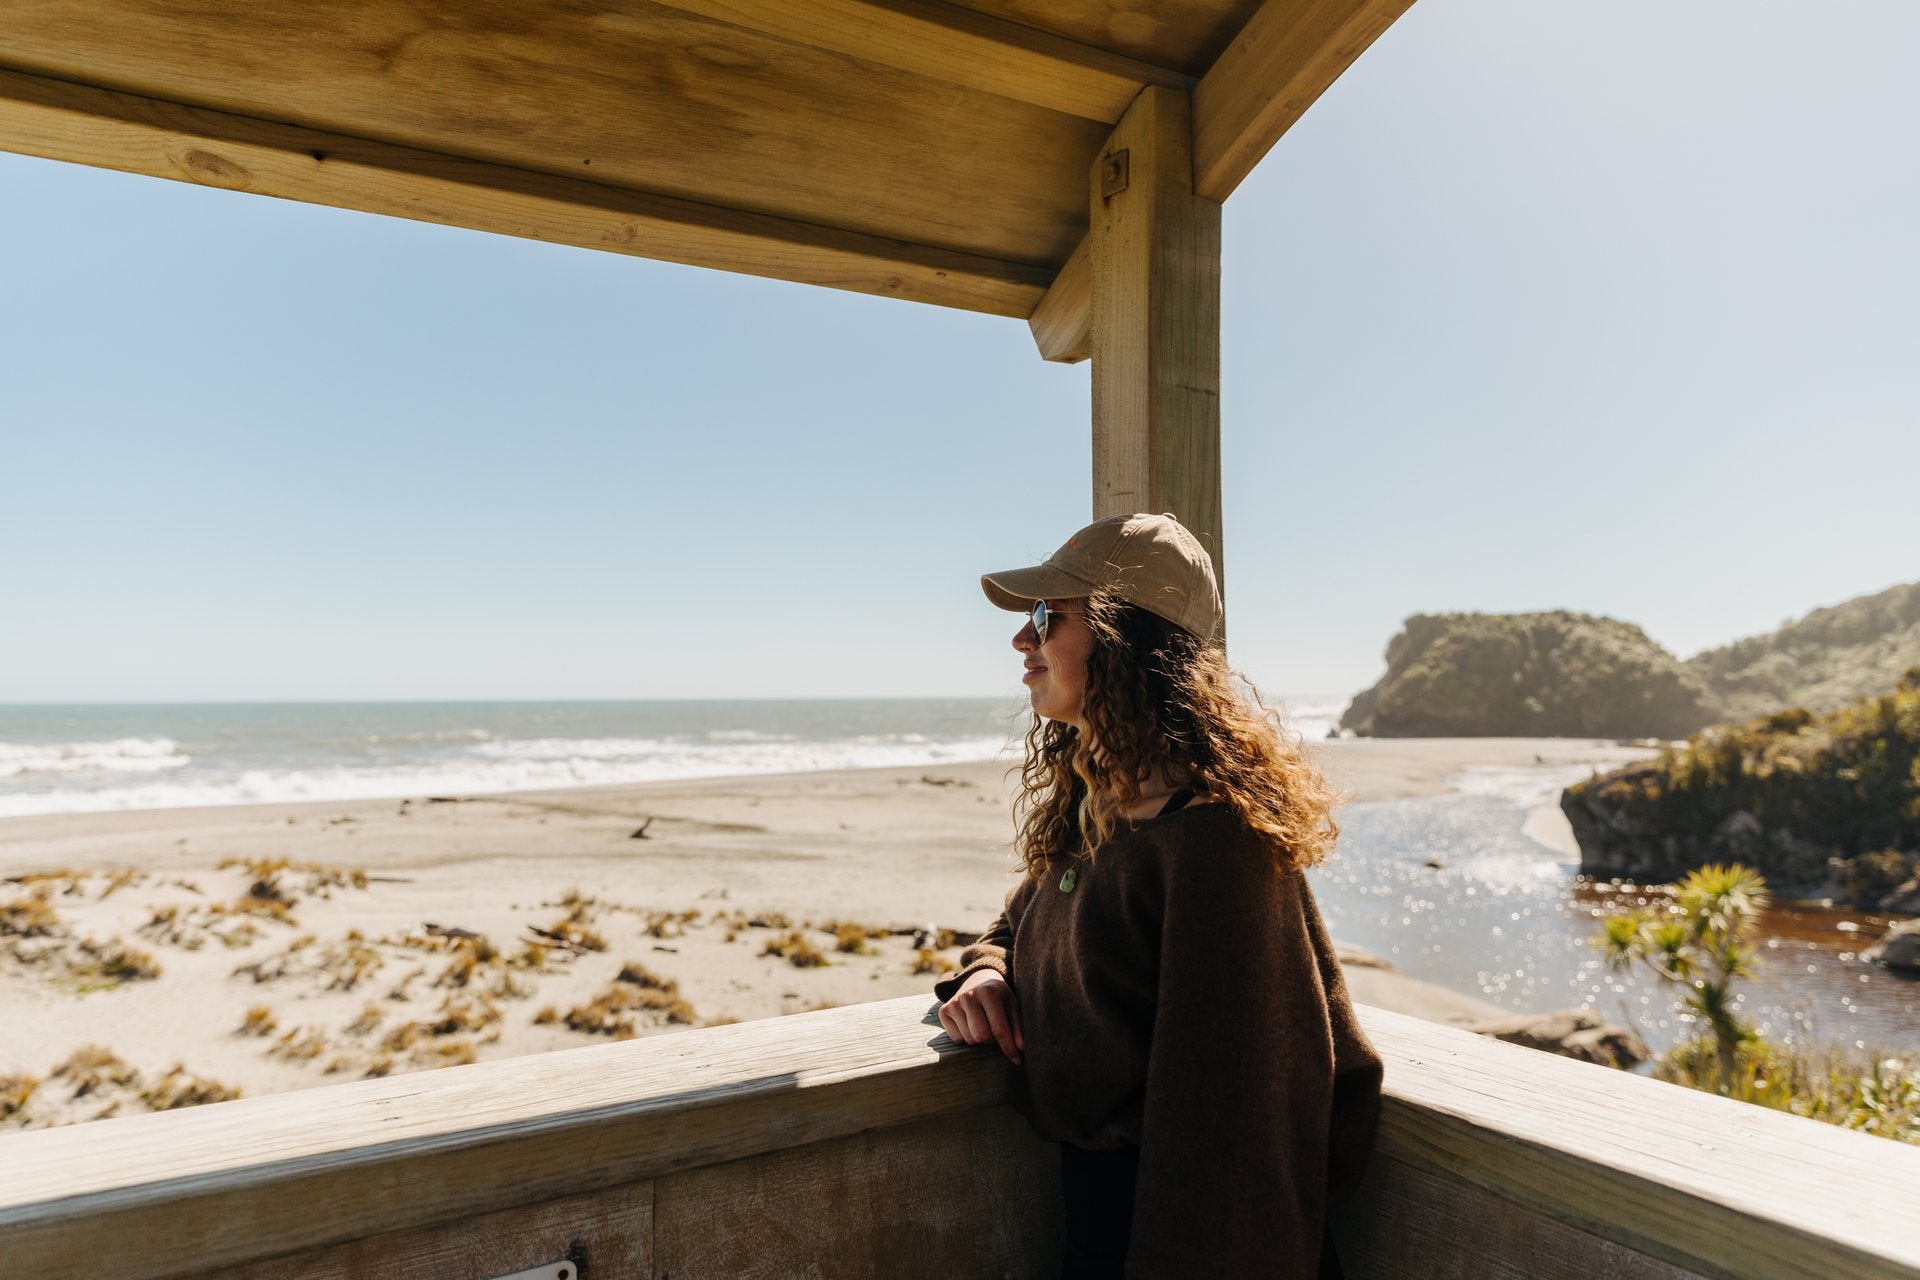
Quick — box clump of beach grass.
[762,930,828,968]
[0,886,63,939]
[138,1066,241,1111]
[345,1001,384,1037]
[822,921,886,955]
[51,1045,140,1099]
[382,993,504,1054]
[269,1026,330,1063]
[432,936,499,988]
[12,869,92,895]
[217,857,369,898]
[98,868,146,899]
[641,908,703,939]
[557,964,698,1039]
[232,933,317,984]
[77,936,162,984]
[0,1073,40,1121]
[139,904,205,951]
[238,1004,279,1037]
[7,1049,239,1128]
[319,931,385,991]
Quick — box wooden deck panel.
[197,1184,655,1280]
[653,1107,1060,1279]
[1336,1157,1709,1280]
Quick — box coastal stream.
[1309,763,1920,1057]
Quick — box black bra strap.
[1154,786,1197,818]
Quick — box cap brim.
[981,564,1097,613]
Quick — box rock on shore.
[1865,920,1920,974]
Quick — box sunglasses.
[1030,599,1076,644]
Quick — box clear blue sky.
[2,0,1914,703]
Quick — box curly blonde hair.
[1013,592,1340,877]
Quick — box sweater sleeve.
[1125,839,1358,1279]
[933,875,1033,1003]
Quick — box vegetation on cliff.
[1338,611,1717,738]
[1561,670,1920,904]
[1340,581,1919,738]
[1685,581,1920,721]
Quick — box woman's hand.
[938,969,1024,1065]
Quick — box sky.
[1,0,1915,704]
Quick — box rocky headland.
[1559,670,1920,909]
[1341,580,1920,739]
[1339,611,1717,739]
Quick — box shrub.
[1598,863,1769,1094]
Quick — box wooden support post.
[1088,85,1224,601]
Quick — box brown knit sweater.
[934,802,1383,1278]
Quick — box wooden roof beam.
[1028,0,1417,362]
[648,0,1194,123]
[0,67,1052,318]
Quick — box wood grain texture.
[0,68,1051,317]
[650,0,1193,122]
[1088,86,1224,585]
[197,1183,652,1280]
[1360,1005,1920,1280]
[1027,0,1419,358]
[949,0,1265,74]
[1028,236,1091,362]
[654,1106,1060,1279]
[0,0,1107,265]
[1334,1157,1709,1280]
[1192,0,1417,200]
[0,997,1004,1280]
[5,998,1915,1280]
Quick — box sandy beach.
[0,737,1653,1129]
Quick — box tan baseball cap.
[981,512,1222,641]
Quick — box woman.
[935,512,1382,1279]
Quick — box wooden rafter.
[1028,0,1415,362]
[648,0,1195,122]
[0,68,1052,317]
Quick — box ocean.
[0,696,1350,819]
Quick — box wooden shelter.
[11,6,1920,1280]
[0,0,1412,571]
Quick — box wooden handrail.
[0,999,1000,1278]
[1352,1006,1920,1280]
[3,999,1916,1280]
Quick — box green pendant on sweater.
[1058,868,1077,893]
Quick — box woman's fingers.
[979,990,1021,1064]
[938,982,1023,1064]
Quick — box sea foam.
[0,738,189,778]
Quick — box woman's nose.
[1012,620,1038,652]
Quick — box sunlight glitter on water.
[1306,778,1920,1056]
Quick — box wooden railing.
[3,998,1917,1279]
